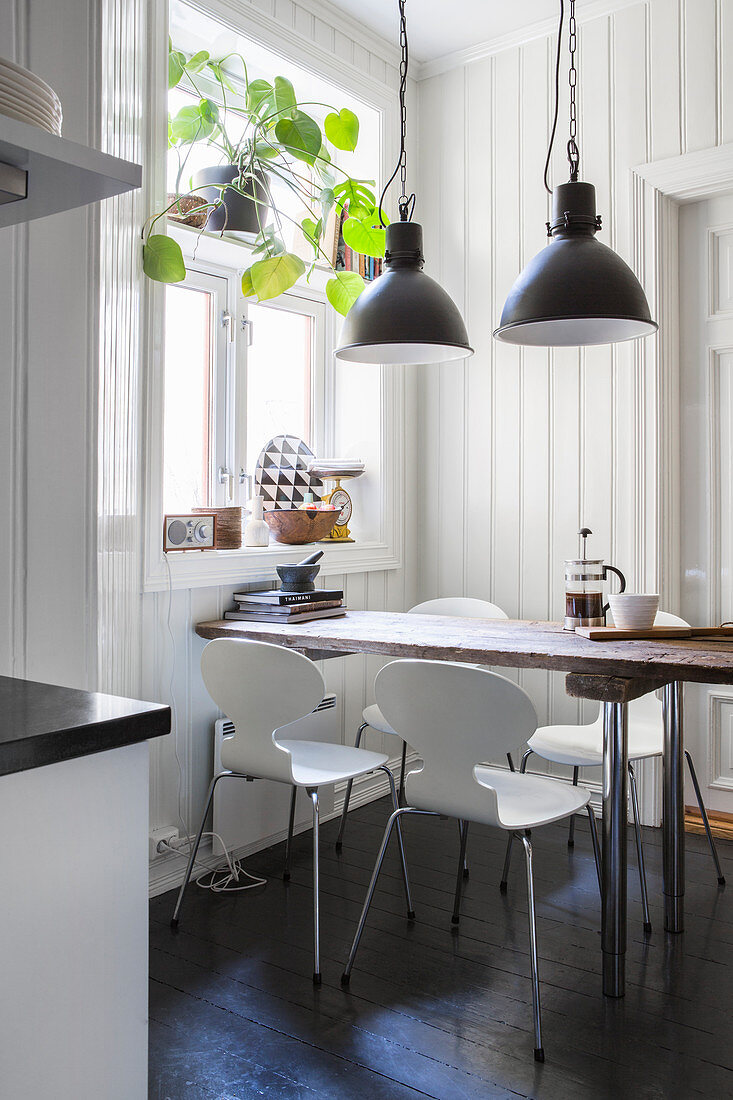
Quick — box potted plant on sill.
[142,41,387,315]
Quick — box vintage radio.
[163,513,217,551]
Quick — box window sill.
[144,539,401,592]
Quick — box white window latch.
[218,465,235,501]
[241,317,253,346]
[221,310,234,342]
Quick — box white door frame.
[631,141,733,824]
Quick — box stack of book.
[225,586,346,623]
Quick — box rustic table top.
[195,611,733,687]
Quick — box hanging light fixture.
[494,0,657,347]
[334,0,473,364]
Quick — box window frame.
[142,3,405,592]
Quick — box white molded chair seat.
[474,766,592,830]
[275,740,388,787]
[528,717,662,768]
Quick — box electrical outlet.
[150,825,179,860]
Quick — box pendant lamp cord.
[378,0,416,225]
[543,0,581,194]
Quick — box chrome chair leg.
[171,771,240,928]
[336,721,367,851]
[500,833,513,892]
[308,787,321,985]
[452,820,470,924]
[283,785,297,881]
[342,807,436,985]
[587,805,602,894]
[568,766,580,847]
[519,832,544,1063]
[378,764,415,918]
[685,750,726,885]
[398,738,408,803]
[628,763,652,933]
[498,749,533,892]
[459,816,470,879]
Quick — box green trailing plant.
[142,41,388,314]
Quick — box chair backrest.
[375,659,538,825]
[409,597,509,620]
[201,638,325,784]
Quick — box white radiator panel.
[212,694,338,853]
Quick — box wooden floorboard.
[150,797,733,1099]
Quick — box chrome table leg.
[662,682,685,933]
[602,700,628,997]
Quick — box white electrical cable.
[160,832,267,894]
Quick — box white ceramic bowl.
[608,593,659,630]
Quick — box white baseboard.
[148,747,414,898]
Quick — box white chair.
[508,611,725,934]
[171,639,414,984]
[341,659,598,1063]
[335,597,509,851]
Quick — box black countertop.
[0,675,170,777]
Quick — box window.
[162,263,325,513]
[146,0,400,588]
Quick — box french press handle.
[602,565,626,615]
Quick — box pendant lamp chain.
[567,0,580,181]
[378,0,416,225]
[543,0,582,193]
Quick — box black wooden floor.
[150,797,733,1099]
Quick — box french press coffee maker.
[564,528,626,630]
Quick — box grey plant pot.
[190,164,267,233]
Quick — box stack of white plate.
[0,57,62,135]
[307,458,365,479]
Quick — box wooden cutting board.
[575,626,733,641]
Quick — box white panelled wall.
[415,0,733,811]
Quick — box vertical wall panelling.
[98,0,145,697]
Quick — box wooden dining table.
[195,611,733,998]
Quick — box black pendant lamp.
[334,0,473,364]
[494,0,657,347]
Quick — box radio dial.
[193,522,212,543]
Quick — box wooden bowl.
[264,508,338,545]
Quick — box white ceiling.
[331,0,559,64]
